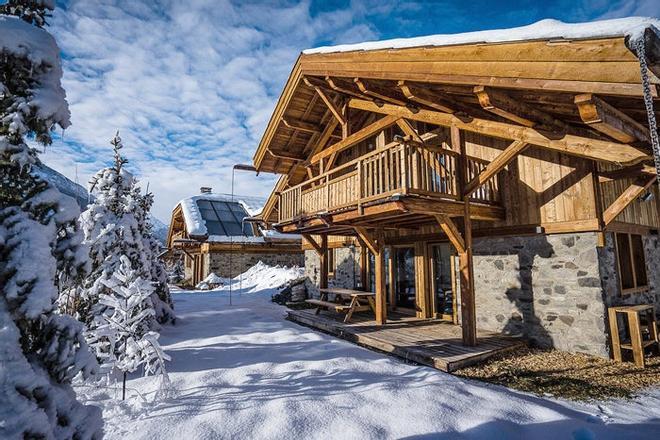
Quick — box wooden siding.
[599,163,660,228]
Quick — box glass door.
[431,243,455,321]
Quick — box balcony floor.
[287,309,525,372]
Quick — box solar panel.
[195,199,254,237]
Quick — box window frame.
[614,232,649,295]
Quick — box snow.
[304,17,660,54]
[77,264,660,439]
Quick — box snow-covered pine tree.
[0,0,53,27]
[77,134,139,325]
[127,186,175,325]
[0,4,103,439]
[87,255,171,400]
[77,133,175,327]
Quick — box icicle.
[634,35,660,190]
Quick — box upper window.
[195,200,254,237]
[615,233,648,294]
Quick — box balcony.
[278,141,501,225]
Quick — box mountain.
[150,216,169,246]
[33,163,89,209]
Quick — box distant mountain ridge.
[34,162,169,245]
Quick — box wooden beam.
[281,117,322,135]
[302,234,323,255]
[267,149,305,162]
[474,86,568,131]
[310,115,400,163]
[398,80,457,114]
[348,98,651,165]
[304,77,346,125]
[319,235,328,289]
[396,119,424,144]
[575,93,650,143]
[463,140,528,196]
[598,163,656,182]
[354,78,407,106]
[459,198,477,346]
[402,197,505,221]
[374,229,387,324]
[354,226,378,255]
[326,76,371,100]
[433,214,465,254]
[602,174,657,225]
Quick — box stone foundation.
[204,251,303,278]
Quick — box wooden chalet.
[166,189,303,286]
[252,18,660,360]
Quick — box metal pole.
[229,167,235,306]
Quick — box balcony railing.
[278,142,500,223]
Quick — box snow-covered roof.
[176,192,300,244]
[304,17,660,55]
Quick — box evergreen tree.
[86,255,171,399]
[0,6,102,439]
[77,133,174,327]
[0,0,53,27]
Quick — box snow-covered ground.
[77,264,660,439]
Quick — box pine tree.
[0,0,53,27]
[87,255,171,400]
[77,133,174,327]
[0,6,102,439]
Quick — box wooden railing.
[278,142,501,223]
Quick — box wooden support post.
[414,241,431,318]
[459,199,477,346]
[374,229,387,325]
[453,126,477,346]
[463,140,527,196]
[319,235,328,290]
[387,246,396,311]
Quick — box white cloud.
[42,0,379,220]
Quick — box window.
[615,233,648,294]
[195,199,254,237]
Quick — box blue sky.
[42,0,657,221]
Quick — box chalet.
[251,17,660,362]
[166,188,303,285]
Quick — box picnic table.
[305,288,376,323]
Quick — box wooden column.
[387,246,396,311]
[414,241,431,318]
[374,231,387,325]
[319,235,328,289]
[453,125,477,347]
[460,199,477,346]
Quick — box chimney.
[200,186,212,194]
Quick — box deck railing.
[278,142,501,223]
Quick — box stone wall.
[204,250,303,278]
[472,232,609,356]
[597,232,660,311]
[304,247,364,298]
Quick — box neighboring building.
[166,188,303,285]
[251,18,660,357]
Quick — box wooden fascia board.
[602,174,658,225]
[253,56,304,171]
[463,140,528,196]
[166,204,184,248]
[348,98,651,165]
[310,114,400,163]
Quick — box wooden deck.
[287,309,525,372]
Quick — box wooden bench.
[306,288,376,323]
